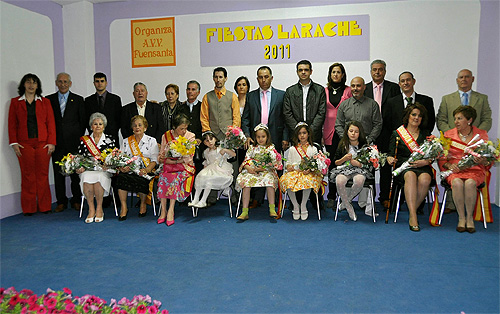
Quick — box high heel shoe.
[157,217,166,224]
[95,214,104,223]
[85,216,94,224]
[409,225,420,232]
[118,214,127,221]
[166,220,175,226]
[138,211,147,217]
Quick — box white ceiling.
[52,0,125,6]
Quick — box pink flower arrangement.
[0,287,169,314]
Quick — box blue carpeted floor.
[1,200,499,314]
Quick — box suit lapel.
[469,91,478,107]
[268,88,277,116]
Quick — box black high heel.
[118,209,128,221]
[409,225,420,232]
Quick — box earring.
[468,122,471,125]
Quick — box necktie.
[462,93,469,105]
[406,96,413,105]
[60,95,66,116]
[98,95,104,111]
[261,90,269,125]
[374,85,382,110]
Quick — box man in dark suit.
[242,66,288,153]
[46,73,86,212]
[387,71,435,134]
[364,60,400,209]
[283,60,326,144]
[179,80,203,141]
[242,66,289,209]
[121,82,165,144]
[84,72,122,146]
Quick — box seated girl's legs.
[348,174,365,201]
[198,189,212,206]
[287,189,300,219]
[301,188,311,219]
[237,187,251,220]
[266,186,277,217]
[464,178,478,228]
[335,174,349,206]
[118,189,129,217]
[191,188,202,204]
[138,192,147,214]
[403,171,419,226]
[83,182,96,219]
[451,178,466,228]
[93,182,104,219]
[167,199,176,221]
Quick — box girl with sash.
[76,113,116,223]
[387,103,433,232]
[236,123,282,222]
[116,115,158,221]
[330,121,372,222]
[438,106,491,233]
[279,122,323,221]
[157,114,196,226]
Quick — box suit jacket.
[8,96,56,145]
[387,93,435,134]
[121,100,166,144]
[283,81,326,144]
[437,91,492,132]
[241,87,288,152]
[179,100,202,139]
[84,91,122,144]
[364,80,400,151]
[46,91,86,154]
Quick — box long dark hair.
[292,124,314,146]
[18,73,42,96]
[327,62,347,87]
[337,121,367,154]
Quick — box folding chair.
[80,186,118,218]
[192,187,233,218]
[334,178,377,222]
[281,189,322,220]
[438,181,487,229]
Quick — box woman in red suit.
[438,106,491,233]
[8,73,56,215]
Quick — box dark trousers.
[325,133,340,200]
[52,151,81,205]
[378,163,392,202]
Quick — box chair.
[80,186,118,218]
[192,187,233,218]
[438,181,487,229]
[334,178,377,222]
[281,189,322,220]
[392,181,436,223]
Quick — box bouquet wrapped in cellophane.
[55,153,87,175]
[440,137,500,180]
[355,144,387,171]
[221,126,246,150]
[102,147,145,174]
[392,134,448,177]
[168,136,197,157]
[298,151,331,175]
[252,145,283,170]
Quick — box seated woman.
[280,122,323,221]
[438,106,491,233]
[157,114,196,226]
[387,103,433,232]
[76,113,116,223]
[329,121,371,222]
[116,115,159,221]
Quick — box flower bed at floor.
[0,287,168,314]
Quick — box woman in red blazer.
[8,73,56,215]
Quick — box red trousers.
[17,139,52,213]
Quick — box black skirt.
[115,173,151,194]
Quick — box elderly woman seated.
[116,115,159,221]
[77,113,116,223]
[387,103,433,232]
[438,106,491,233]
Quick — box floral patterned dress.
[280,144,323,194]
[236,144,282,191]
[157,130,196,201]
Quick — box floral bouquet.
[0,287,169,314]
[168,136,196,158]
[440,138,500,180]
[252,146,283,170]
[355,144,387,171]
[101,148,153,179]
[392,136,444,177]
[56,153,102,175]
[221,126,246,150]
[299,151,331,175]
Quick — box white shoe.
[95,215,104,223]
[292,208,300,220]
[85,216,94,223]
[365,211,379,217]
[188,201,198,207]
[195,201,207,208]
[347,206,357,221]
[300,211,308,220]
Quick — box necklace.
[459,128,472,142]
[332,86,342,95]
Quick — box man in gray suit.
[437,69,492,214]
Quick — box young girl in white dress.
[188,131,236,208]
[280,122,324,220]
[236,124,282,222]
[330,121,372,221]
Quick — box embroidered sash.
[396,126,419,153]
[295,144,309,160]
[128,136,150,168]
[81,135,102,161]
